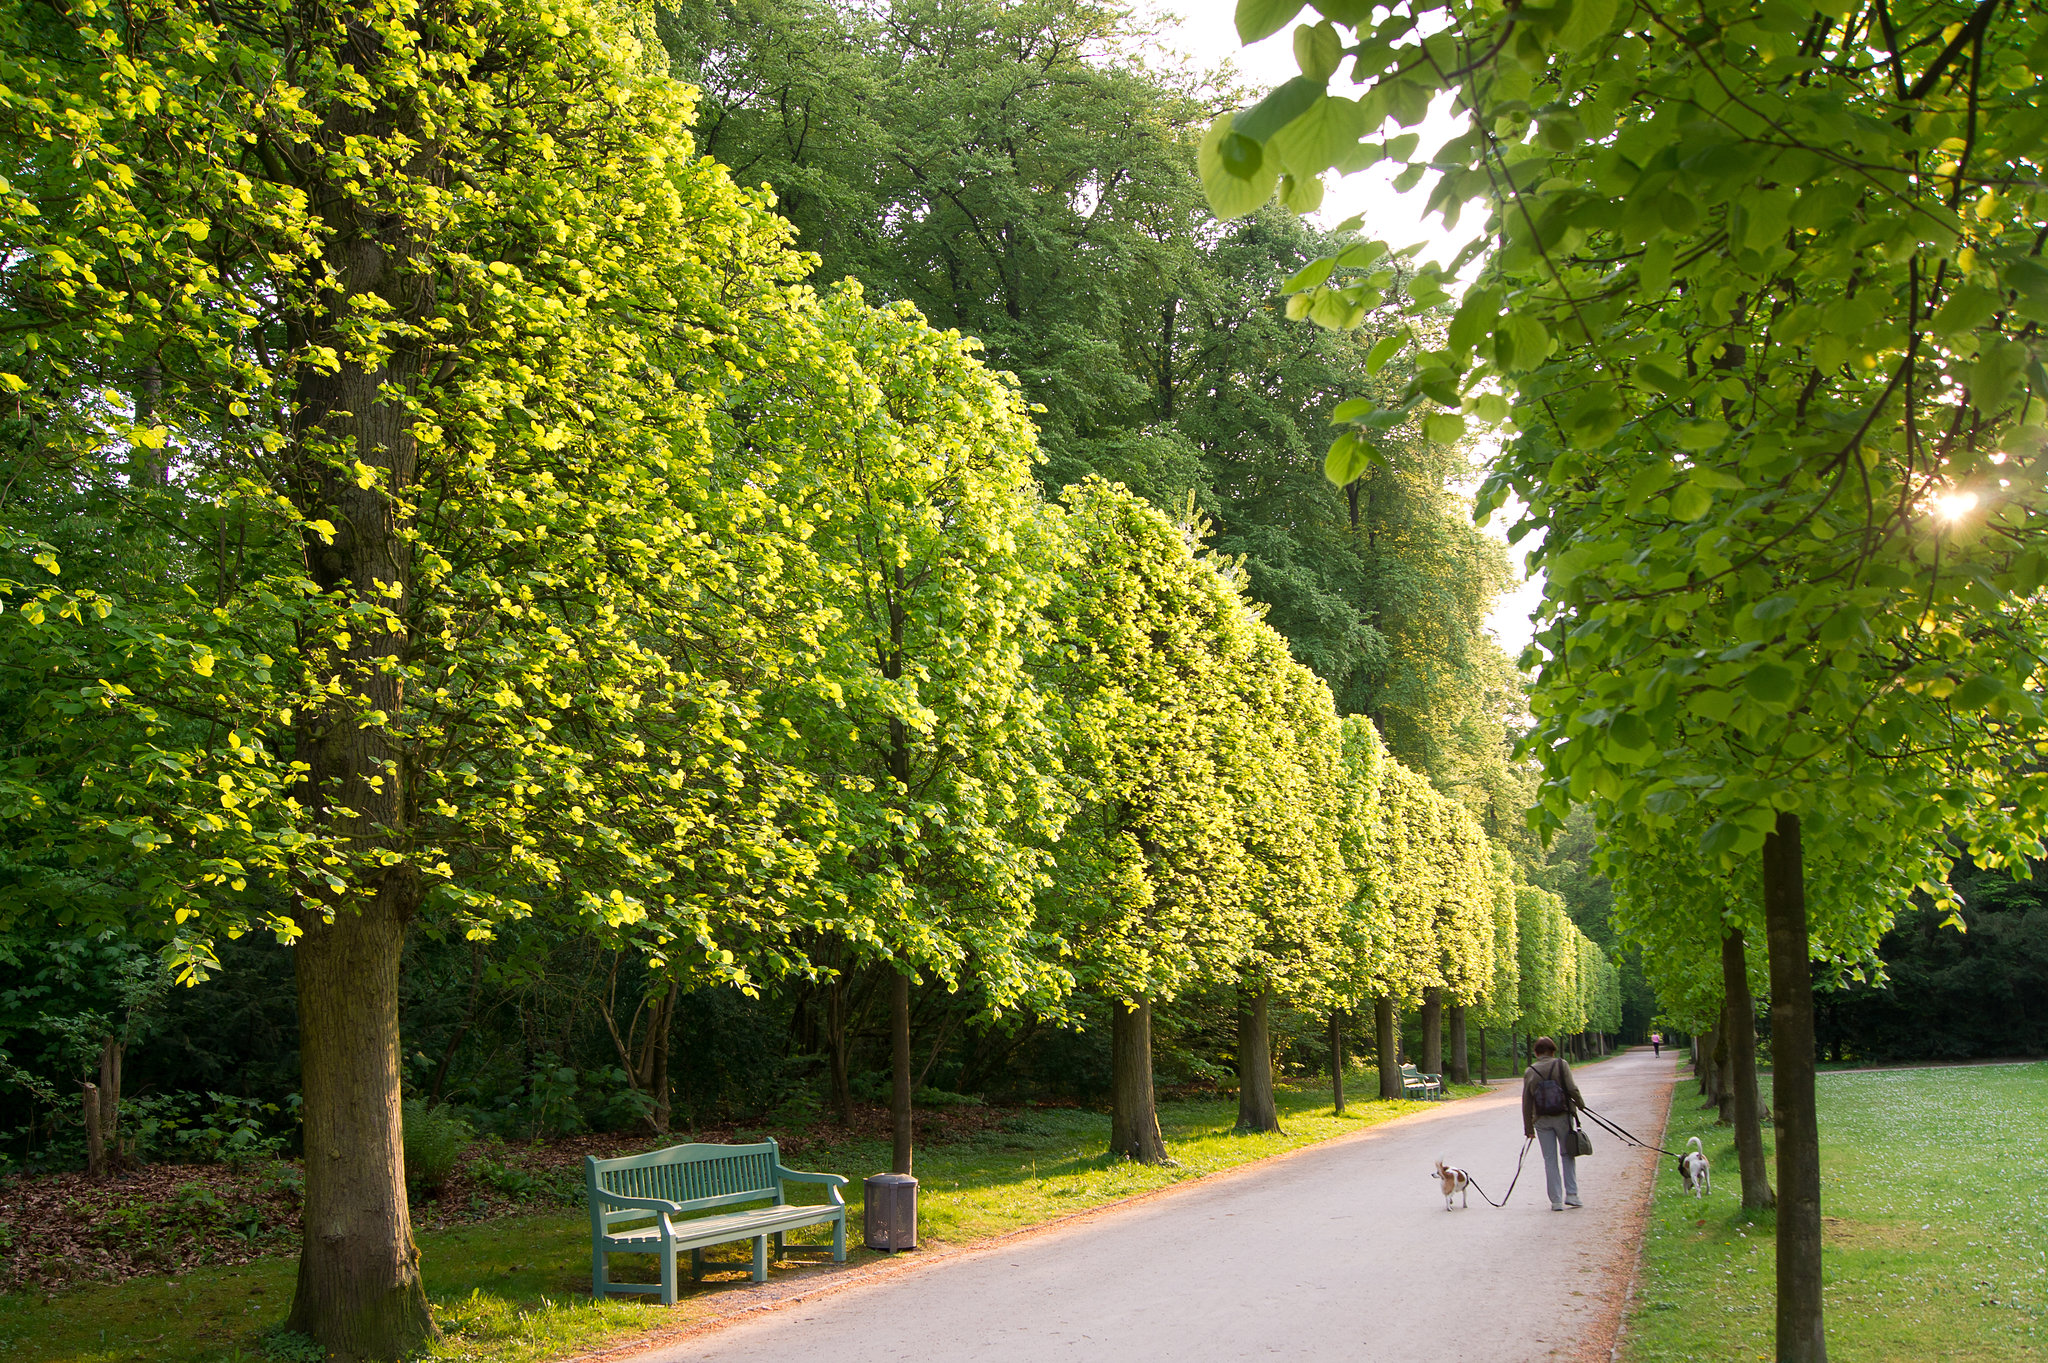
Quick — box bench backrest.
[587,1139,784,1233]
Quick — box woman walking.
[1521,1036,1586,1211]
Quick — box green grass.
[1624,1061,2048,1363]
[1,1079,1477,1362]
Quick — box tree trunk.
[1763,811,1827,1363]
[96,1038,123,1169]
[1374,996,1400,1100]
[83,1081,105,1178]
[1108,998,1168,1163]
[1448,1006,1469,1084]
[1721,928,1777,1212]
[1419,988,1443,1077]
[890,969,913,1176]
[1714,1007,1736,1125]
[287,891,435,1358]
[1698,1024,1720,1102]
[1328,1010,1345,1115]
[645,981,676,1136]
[827,973,852,1124]
[1235,988,1280,1133]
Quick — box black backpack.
[1531,1060,1570,1117]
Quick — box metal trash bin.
[863,1172,918,1251]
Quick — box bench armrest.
[777,1167,848,1205]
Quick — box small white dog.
[1679,1136,1711,1198]
[1434,1159,1472,1210]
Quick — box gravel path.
[623,1047,1678,1363]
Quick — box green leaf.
[1608,711,1654,752]
[1284,257,1335,293]
[1931,284,2000,337]
[1448,287,1502,358]
[1673,420,1730,450]
[1422,413,1467,446]
[1237,0,1307,43]
[1324,431,1378,485]
[1199,115,1281,221]
[1557,0,1618,52]
[1234,77,1326,144]
[1270,95,1369,178]
[1332,397,1375,422]
[1495,315,1550,373]
[1278,172,1325,213]
[1293,21,1345,82]
[1364,330,1409,374]
[1951,674,2005,710]
[1697,820,1742,857]
[1670,481,1713,521]
[1743,662,1799,705]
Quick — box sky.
[1142,4,1548,658]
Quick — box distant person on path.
[1522,1036,1586,1212]
[1651,1031,1662,1057]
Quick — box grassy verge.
[1624,1060,2048,1363]
[1,1079,1479,1363]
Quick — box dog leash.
[1580,1105,1682,1159]
[1457,1137,1533,1208]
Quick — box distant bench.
[1401,1063,1445,1101]
[587,1138,847,1305]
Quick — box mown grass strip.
[1623,1060,2048,1363]
[1,1079,1480,1363]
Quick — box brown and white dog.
[1434,1159,1472,1210]
[1679,1136,1711,1198]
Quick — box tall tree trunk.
[97,1039,123,1169]
[1721,928,1776,1211]
[1448,1006,1469,1084]
[890,969,913,1175]
[827,974,852,1124]
[287,889,433,1358]
[1763,812,1827,1363]
[1714,1007,1736,1125]
[1235,988,1280,1133]
[1698,1023,1720,1102]
[1419,988,1443,1077]
[1328,1010,1345,1115]
[1109,998,1168,1163]
[645,981,676,1135]
[83,1081,105,1177]
[1375,996,1400,1100]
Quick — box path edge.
[1592,1056,1681,1363]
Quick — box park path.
[621,1047,1678,1363]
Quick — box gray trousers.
[1535,1123,1580,1208]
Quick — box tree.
[0,2,852,1353]
[1039,480,1261,1162]
[1212,5,2048,1356]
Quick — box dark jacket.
[1521,1056,1585,1136]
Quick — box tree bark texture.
[890,969,913,1175]
[1374,996,1400,1100]
[827,974,853,1123]
[1419,988,1443,1077]
[1109,998,1169,1163]
[287,891,434,1358]
[1447,1006,1469,1084]
[1713,1007,1736,1125]
[83,1081,105,1178]
[1698,1024,1720,1102]
[1235,988,1280,1133]
[1763,812,1827,1363]
[1328,1010,1345,1115]
[279,13,444,1352]
[1721,929,1777,1212]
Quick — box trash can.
[863,1173,918,1251]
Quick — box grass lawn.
[1624,1060,2048,1362]
[0,1078,1479,1363]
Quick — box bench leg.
[660,1244,678,1307]
[773,1229,785,1262]
[833,1212,846,1263]
[752,1235,768,1283]
[592,1245,608,1301]
[691,1247,704,1282]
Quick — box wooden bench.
[1401,1063,1445,1101]
[587,1138,846,1305]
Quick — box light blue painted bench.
[1401,1063,1445,1100]
[586,1138,846,1305]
